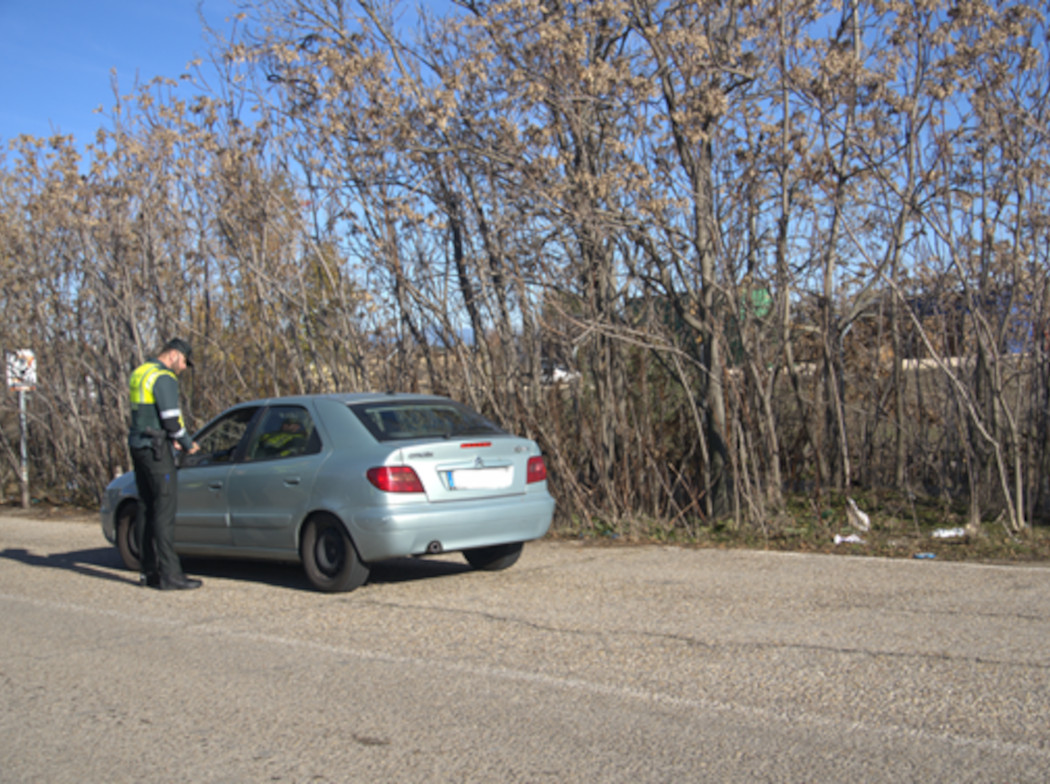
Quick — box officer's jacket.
[128,359,193,451]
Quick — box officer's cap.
[162,338,194,367]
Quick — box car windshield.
[350,400,505,442]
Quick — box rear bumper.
[347,492,555,562]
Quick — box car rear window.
[349,400,506,442]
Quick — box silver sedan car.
[101,393,555,591]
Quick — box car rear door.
[226,404,324,552]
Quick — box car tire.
[301,515,370,593]
[463,541,523,571]
[115,503,142,570]
[116,501,142,572]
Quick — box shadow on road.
[2,544,474,592]
[181,555,473,591]
[367,556,473,585]
[1,546,134,586]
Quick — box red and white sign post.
[6,350,37,508]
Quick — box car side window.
[181,406,259,468]
[244,405,321,461]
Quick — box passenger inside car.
[252,410,312,459]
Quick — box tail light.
[526,456,547,484]
[367,466,424,493]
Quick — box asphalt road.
[2,513,1049,783]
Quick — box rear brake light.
[461,442,492,448]
[526,456,547,484]
[367,466,424,493]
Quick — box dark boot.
[159,574,202,591]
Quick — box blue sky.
[0,0,238,146]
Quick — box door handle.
[284,477,301,486]
[208,481,224,490]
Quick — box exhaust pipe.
[426,540,444,554]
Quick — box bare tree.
[2,0,1049,536]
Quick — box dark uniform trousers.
[131,443,181,580]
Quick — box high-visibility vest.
[128,360,184,446]
[129,361,172,406]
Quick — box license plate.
[447,467,512,490]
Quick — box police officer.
[128,338,202,590]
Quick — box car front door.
[226,404,324,553]
[175,405,261,547]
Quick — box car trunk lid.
[395,437,534,502]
